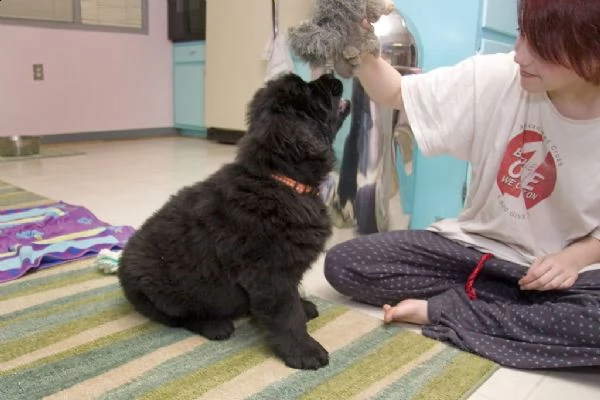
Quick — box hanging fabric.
[262,0,295,81]
[272,0,279,38]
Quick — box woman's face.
[513,35,584,93]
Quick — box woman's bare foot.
[382,299,430,325]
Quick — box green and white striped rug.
[0,181,499,399]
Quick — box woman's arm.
[560,235,600,268]
[354,53,405,110]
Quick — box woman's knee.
[323,231,406,288]
[323,239,353,290]
[324,237,400,306]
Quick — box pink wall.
[0,3,173,137]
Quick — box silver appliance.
[0,136,41,157]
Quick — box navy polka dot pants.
[324,229,600,369]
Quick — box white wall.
[0,2,172,137]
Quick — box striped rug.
[0,181,499,399]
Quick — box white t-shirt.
[401,51,600,270]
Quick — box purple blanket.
[0,202,134,283]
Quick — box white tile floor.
[1,137,598,399]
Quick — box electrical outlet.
[33,64,44,81]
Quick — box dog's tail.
[287,21,342,67]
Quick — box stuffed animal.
[288,0,395,78]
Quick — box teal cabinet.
[464,0,519,201]
[481,0,519,37]
[478,0,519,55]
[392,0,519,229]
[392,0,483,229]
[173,41,206,137]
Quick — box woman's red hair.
[520,0,600,85]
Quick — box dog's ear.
[245,76,303,127]
[269,76,311,115]
[272,91,309,115]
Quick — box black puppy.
[117,72,350,370]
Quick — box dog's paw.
[183,318,235,340]
[301,299,319,320]
[276,336,329,370]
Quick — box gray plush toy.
[288,0,395,78]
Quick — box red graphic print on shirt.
[497,129,557,209]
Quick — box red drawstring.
[465,253,494,300]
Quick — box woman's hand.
[519,236,600,291]
[519,252,580,291]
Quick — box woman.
[324,0,600,369]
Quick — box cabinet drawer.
[482,0,518,37]
[174,42,205,63]
[480,38,515,55]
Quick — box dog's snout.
[317,73,343,95]
[311,75,343,98]
[324,74,343,96]
[330,80,343,96]
[320,72,336,80]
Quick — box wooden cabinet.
[204,0,316,142]
[173,41,206,137]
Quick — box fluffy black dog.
[117,72,350,370]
